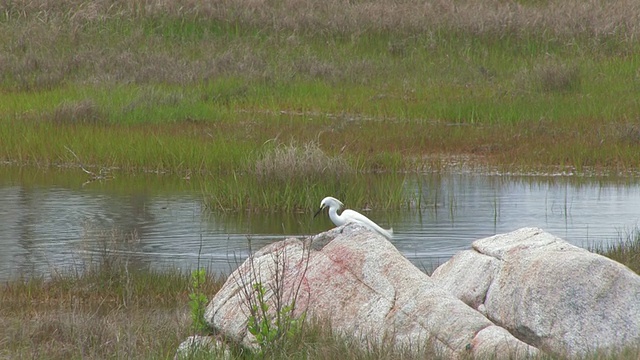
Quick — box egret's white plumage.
[314,196,393,239]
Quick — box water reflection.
[1,167,639,281]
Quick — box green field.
[2,0,640,188]
[3,0,640,210]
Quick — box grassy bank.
[2,229,639,359]
[0,260,223,358]
[0,269,439,359]
[2,0,640,192]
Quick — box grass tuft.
[594,229,640,274]
[49,99,107,125]
[613,123,640,145]
[533,59,581,93]
[254,141,353,183]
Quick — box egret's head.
[314,196,343,218]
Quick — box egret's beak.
[313,206,325,218]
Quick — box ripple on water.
[1,173,639,281]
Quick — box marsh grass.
[594,229,640,274]
[534,61,581,93]
[254,141,353,183]
[203,170,409,213]
[198,139,413,212]
[0,233,223,359]
[50,99,107,125]
[2,0,640,209]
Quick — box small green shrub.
[189,268,210,333]
[247,282,305,356]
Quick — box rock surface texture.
[432,227,640,357]
[205,224,538,358]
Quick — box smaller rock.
[174,335,230,360]
[471,326,540,358]
[432,227,640,357]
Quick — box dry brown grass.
[2,0,639,90]
[1,277,183,358]
[0,226,223,359]
[50,99,107,125]
[254,141,354,182]
[613,123,640,145]
[0,308,189,359]
[532,59,581,93]
[4,0,640,40]
[0,264,222,358]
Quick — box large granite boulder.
[204,224,538,358]
[432,227,640,357]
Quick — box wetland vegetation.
[2,0,640,358]
[2,0,640,211]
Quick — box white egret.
[313,196,393,239]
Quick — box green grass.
[2,0,640,211]
[594,229,640,274]
[203,170,410,213]
[201,141,412,212]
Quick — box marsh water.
[1,166,639,281]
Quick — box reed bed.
[2,0,640,211]
[230,141,409,212]
[203,168,410,213]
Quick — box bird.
[313,196,393,239]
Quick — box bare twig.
[64,146,113,184]
[64,145,94,176]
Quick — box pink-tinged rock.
[205,224,538,358]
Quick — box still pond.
[1,167,639,281]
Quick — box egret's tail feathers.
[373,226,393,239]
